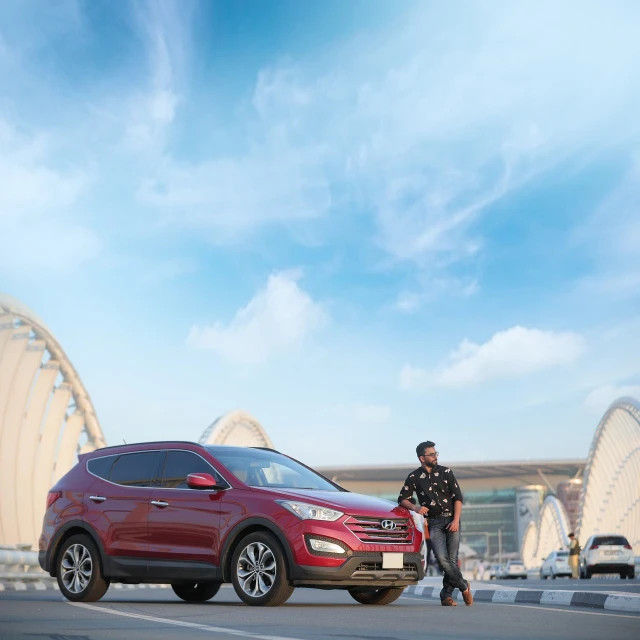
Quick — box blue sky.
[1,0,639,466]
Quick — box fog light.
[309,538,345,554]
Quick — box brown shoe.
[461,587,474,606]
[441,597,457,606]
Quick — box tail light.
[589,543,599,550]
[46,491,62,509]
[624,544,632,550]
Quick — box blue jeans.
[427,516,468,601]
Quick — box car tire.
[56,533,110,602]
[348,587,405,605]
[231,531,294,607]
[171,581,221,602]
[540,571,546,580]
[628,569,635,580]
[585,568,592,579]
[551,573,556,580]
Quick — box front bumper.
[290,551,424,588]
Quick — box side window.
[87,455,116,480]
[109,452,159,487]
[160,450,224,489]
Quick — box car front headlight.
[277,500,343,521]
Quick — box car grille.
[355,561,418,572]
[344,516,413,544]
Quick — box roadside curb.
[405,585,640,613]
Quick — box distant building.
[316,460,584,559]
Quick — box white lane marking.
[485,602,640,619]
[13,582,27,591]
[34,582,47,591]
[68,602,305,640]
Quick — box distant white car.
[488,563,501,580]
[540,550,571,579]
[579,534,635,579]
[501,560,527,579]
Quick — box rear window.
[555,551,568,558]
[109,452,159,487]
[594,536,629,546]
[87,455,117,480]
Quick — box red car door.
[147,449,227,570]
[84,451,160,560]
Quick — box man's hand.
[446,518,460,532]
[415,505,429,516]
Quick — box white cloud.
[401,326,585,389]
[187,271,327,364]
[584,384,640,414]
[0,118,99,272]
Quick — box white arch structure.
[522,496,571,568]
[577,397,640,554]
[0,293,106,548]
[199,410,274,448]
[522,397,640,566]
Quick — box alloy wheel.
[61,543,92,594]
[237,542,276,597]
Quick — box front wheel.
[231,532,294,606]
[349,587,405,605]
[172,581,221,602]
[56,534,110,602]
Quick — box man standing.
[568,533,580,579]
[399,441,473,606]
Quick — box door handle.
[90,495,107,503]
[150,500,169,508]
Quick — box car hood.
[254,487,410,518]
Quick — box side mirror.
[186,473,227,490]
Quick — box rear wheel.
[231,532,294,606]
[56,534,110,602]
[349,587,405,605]
[171,581,221,602]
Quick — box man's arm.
[447,499,462,531]
[446,469,463,531]
[398,474,428,515]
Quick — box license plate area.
[382,553,404,569]
[604,550,619,555]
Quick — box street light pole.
[498,528,503,566]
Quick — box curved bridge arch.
[199,410,274,448]
[0,293,106,547]
[577,397,640,554]
[521,496,570,568]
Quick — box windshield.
[206,446,342,492]
[556,552,568,558]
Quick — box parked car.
[39,442,424,605]
[579,534,635,579]
[540,550,571,579]
[500,559,527,579]
[488,563,501,580]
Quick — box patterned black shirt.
[397,465,464,518]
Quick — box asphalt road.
[1,585,639,640]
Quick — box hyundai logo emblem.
[381,520,397,530]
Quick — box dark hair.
[568,532,575,538]
[416,441,436,458]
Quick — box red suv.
[39,441,424,606]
